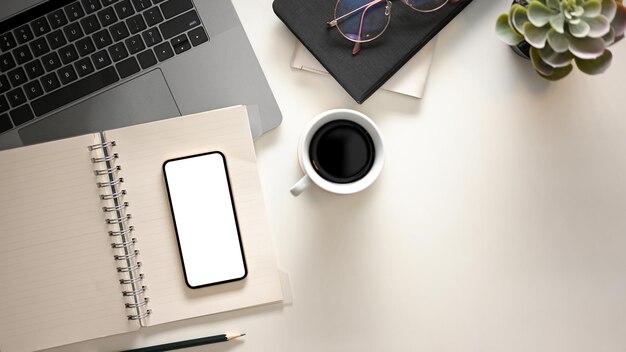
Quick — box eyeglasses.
[327,0,458,55]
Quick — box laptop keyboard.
[0,0,209,135]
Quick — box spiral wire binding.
[89,134,151,324]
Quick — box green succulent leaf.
[539,45,574,66]
[548,29,570,51]
[569,17,582,24]
[602,26,616,44]
[612,2,626,38]
[550,13,566,33]
[546,0,561,10]
[585,15,611,37]
[582,0,602,17]
[569,19,591,37]
[537,64,574,80]
[530,46,555,75]
[511,4,530,33]
[565,10,573,20]
[496,14,524,45]
[572,5,585,17]
[528,1,558,27]
[574,49,613,73]
[524,22,551,47]
[601,0,618,20]
[567,34,606,58]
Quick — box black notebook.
[273,0,473,103]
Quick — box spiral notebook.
[0,106,283,352]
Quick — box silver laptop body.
[0,0,282,150]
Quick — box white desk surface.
[50,0,626,351]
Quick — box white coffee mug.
[290,109,385,196]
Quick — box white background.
[51,0,626,351]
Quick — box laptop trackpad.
[19,69,181,146]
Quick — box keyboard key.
[10,105,35,127]
[171,33,186,45]
[115,0,135,19]
[159,10,199,39]
[7,87,26,107]
[98,7,118,27]
[0,53,16,72]
[110,22,130,41]
[80,14,102,35]
[41,72,61,92]
[160,0,193,19]
[108,43,128,61]
[188,26,208,46]
[152,0,167,4]
[0,113,11,133]
[132,0,152,12]
[65,2,86,21]
[76,37,96,56]
[143,7,164,27]
[172,36,191,54]
[14,24,34,44]
[0,75,10,94]
[91,49,112,69]
[0,32,17,51]
[25,60,45,79]
[103,0,121,5]
[0,95,9,112]
[93,29,113,49]
[137,49,157,69]
[42,52,62,71]
[24,80,44,100]
[64,22,84,42]
[48,9,68,29]
[141,28,162,47]
[14,45,33,65]
[31,17,51,37]
[154,41,173,61]
[125,34,145,54]
[32,66,119,116]
[126,14,147,34]
[116,56,140,78]
[46,30,67,50]
[8,67,27,87]
[30,37,51,56]
[74,57,95,77]
[59,44,79,64]
[58,65,78,84]
[81,0,103,14]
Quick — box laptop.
[0,0,282,151]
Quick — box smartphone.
[163,151,247,288]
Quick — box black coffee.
[309,120,375,184]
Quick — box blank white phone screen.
[163,152,246,288]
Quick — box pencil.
[121,333,245,352]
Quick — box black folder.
[273,0,473,103]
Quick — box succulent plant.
[496,0,626,80]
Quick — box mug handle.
[290,175,312,196]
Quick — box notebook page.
[0,134,136,352]
[105,106,282,326]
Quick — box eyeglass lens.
[335,0,391,43]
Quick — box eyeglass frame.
[327,0,459,55]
